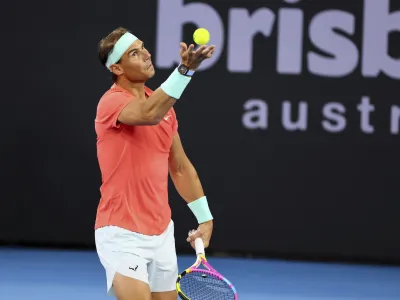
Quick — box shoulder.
[97,86,132,115]
[98,86,130,105]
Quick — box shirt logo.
[164,114,172,121]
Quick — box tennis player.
[94,27,216,300]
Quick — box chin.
[148,69,156,79]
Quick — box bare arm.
[118,43,216,126]
[169,132,214,248]
[118,88,177,126]
[169,133,205,202]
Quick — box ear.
[110,64,124,76]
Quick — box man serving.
[94,26,216,300]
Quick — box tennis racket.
[176,237,238,299]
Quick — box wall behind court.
[1,0,399,264]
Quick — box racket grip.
[195,238,205,255]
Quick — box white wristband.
[160,68,191,99]
[188,196,213,224]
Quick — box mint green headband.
[106,32,138,70]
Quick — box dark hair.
[98,27,129,82]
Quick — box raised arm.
[118,44,215,126]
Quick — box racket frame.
[176,238,238,299]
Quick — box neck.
[116,77,146,98]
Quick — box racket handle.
[195,238,205,255]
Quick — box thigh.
[151,290,177,300]
[95,226,155,296]
[113,272,152,300]
[148,221,178,293]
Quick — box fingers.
[195,45,216,61]
[181,43,196,61]
[184,44,195,54]
[204,47,215,58]
[180,42,216,69]
[194,45,213,56]
[187,229,202,242]
[180,42,187,54]
[187,229,205,249]
[180,43,195,55]
[201,45,216,55]
[206,51,214,58]
[194,45,207,55]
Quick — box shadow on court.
[0,247,399,300]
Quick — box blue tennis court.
[1,247,399,300]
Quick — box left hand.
[179,43,216,71]
[186,220,213,249]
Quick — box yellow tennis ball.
[193,28,210,45]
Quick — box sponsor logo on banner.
[156,0,400,135]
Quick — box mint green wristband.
[188,196,213,224]
[160,68,191,99]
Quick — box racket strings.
[180,271,235,300]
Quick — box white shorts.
[95,220,178,296]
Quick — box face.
[111,39,155,82]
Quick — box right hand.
[179,43,216,71]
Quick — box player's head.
[98,27,155,83]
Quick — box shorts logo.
[129,265,138,271]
